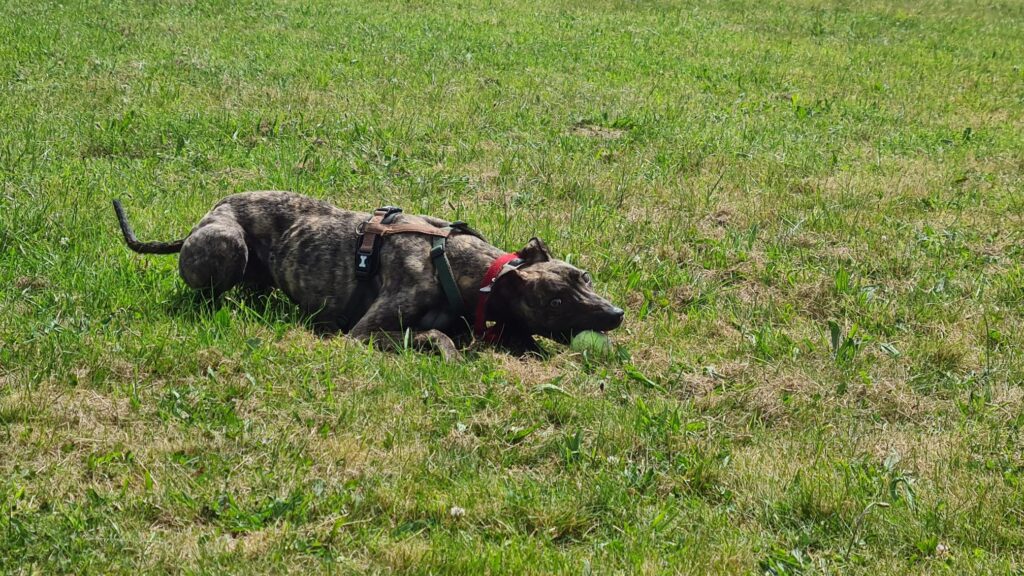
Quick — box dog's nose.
[606,306,625,329]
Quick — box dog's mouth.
[551,311,625,344]
[550,328,612,345]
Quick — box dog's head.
[490,238,624,343]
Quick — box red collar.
[474,252,521,342]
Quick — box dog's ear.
[493,268,526,294]
[517,237,551,264]
[489,268,527,320]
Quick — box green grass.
[2,0,1023,572]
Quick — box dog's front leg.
[348,300,460,360]
[353,328,462,361]
[493,326,544,357]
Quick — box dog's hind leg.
[178,213,248,297]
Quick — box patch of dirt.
[990,382,1024,409]
[733,280,776,306]
[14,276,48,291]
[493,354,567,388]
[213,166,266,186]
[867,428,959,477]
[655,243,693,266]
[196,347,233,373]
[464,161,500,183]
[232,528,279,558]
[705,209,733,228]
[669,284,698,308]
[443,422,482,453]
[307,432,370,480]
[849,375,939,422]
[794,279,836,320]
[273,328,322,352]
[696,208,740,241]
[628,343,673,374]
[293,157,317,173]
[45,385,134,429]
[570,123,626,140]
[383,535,431,571]
[787,179,819,196]
[788,234,817,249]
[741,371,820,425]
[679,373,719,398]
[822,242,856,262]
[624,290,645,311]
[682,360,750,404]
[368,439,429,477]
[709,318,744,341]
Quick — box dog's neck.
[445,234,513,323]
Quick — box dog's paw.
[414,329,461,361]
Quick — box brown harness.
[344,207,476,332]
[361,220,454,239]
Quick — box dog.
[113,191,624,356]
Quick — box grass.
[2,0,1023,572]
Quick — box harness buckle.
[429,243,446,260]
[354,206,403,278]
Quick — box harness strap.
[365,221,453,238]
[340,207,402,330]
[431,232,465,320]
[341,208,469,332]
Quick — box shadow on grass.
[160,285,566,359]
[162,285,312,331]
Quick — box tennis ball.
[570,330,614,358]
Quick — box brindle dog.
[113,191,624,356]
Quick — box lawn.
[2,0,1023,573]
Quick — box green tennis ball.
[570,330,614,358]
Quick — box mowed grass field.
[2,0,1023,573]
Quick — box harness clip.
[354,206,403,278]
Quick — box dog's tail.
[112,199,185,254]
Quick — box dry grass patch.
[305,432,372,480]
[865,427,962,478]
[380,534,432,571]
[570,123,626,140]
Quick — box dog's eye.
[581,272,592,285]
[549,298,562,308]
